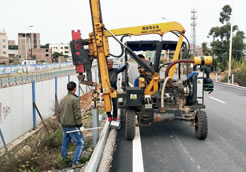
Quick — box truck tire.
[195,110,208,140]
[125,110,136,140]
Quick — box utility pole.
[191,9,197,56]
[228,1,234,84]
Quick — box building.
[8,40,15,46]
[190,44,204,56]
[0,32,9,65]
[196,46,203,56]
[32,48,52,63]
[18,33,40,60]
[0,32,9,58]
[8,49,19,59]
[50,43,72,58]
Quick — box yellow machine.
[71,0,214,140]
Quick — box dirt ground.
[210,72,226,82]
[0,91,105,171]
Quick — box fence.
[0,68,76,87]
[0,68,98,149]
[0,62,73,75]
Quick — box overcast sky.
[0,0,245,50]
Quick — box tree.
[8,45,18,50]
[201,42,211,56]
[41,43,50,49]
[52,52,63,62]
[208,5,245,71]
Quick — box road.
[110,63,246,172]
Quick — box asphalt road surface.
[111,63,246,172]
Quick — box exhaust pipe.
[153,112,175,123]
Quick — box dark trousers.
[107,98,118,118]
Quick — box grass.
[0,127,91,171]
[219,59,246,86]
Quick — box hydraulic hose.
[104,28,127,58]
[160,76,171,112]
[171,31,190,59]
[165,59,194,77]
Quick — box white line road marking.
[129,82,133,87]
[133,126,144,172]
[209,96,226,104]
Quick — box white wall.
[0,68,99,149]
[0,84,33,148]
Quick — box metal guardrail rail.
[0,68,76,87]
[0,62,73,75]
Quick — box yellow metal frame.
[103,22,186,95]
[168,35,184,78]
[144,73,160,95]
[89,0,187,108]
[90,0,112,112]
[104,22,185,37]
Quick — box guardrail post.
[95,70,97,83]
[68,75,70,82]
[78,79,80,97]
[92,109,99,147]
[216,73,218,81]
[232,74,234,85]
[55,76,58,99]
[0,128,8,154]
[32,80,36,129]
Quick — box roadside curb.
[97,129,117,172]
[215,81,246,91]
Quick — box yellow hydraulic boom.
[72,0,211,112]
[88,0,186,100]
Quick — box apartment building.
[32,48,52,63]
[190,44,204,56]
[0,32,9,58]
[18,33,40,60]
[49,43,72,57]
[8,40,15,46]
[0,32,9,64]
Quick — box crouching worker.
[60,81,84,168]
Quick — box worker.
[60,81,84,169]
[134,54,152,87]
[107,58,126,121]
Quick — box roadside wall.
[0,62,73,75]
[0,68,98,149]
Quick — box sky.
[0,0,245,53]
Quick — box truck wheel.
[120,109,126,122]
[125,110,136,140]
[195,110,208,140]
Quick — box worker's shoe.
[108,116,112,122]
[72,163,83,169]
[113,117,118,121]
